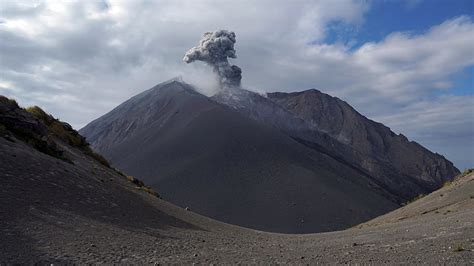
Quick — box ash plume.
[183,30,242,89]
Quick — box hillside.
[363,169,474,227]
[80,80,459,233]
[268,89,459,191]
[79,81,398,233]
[0,97,472,263]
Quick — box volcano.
[79,79,459,233]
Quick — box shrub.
[127,175,144,187]
[139,186,161,198]
[26,106,88,149]
[453,244,465,252]
[26,106,50,122]
[88,150,110,167]
[401,194,425,206]
[26,105,112,167]
[126,175,161,198]
[461,168,473,177]
[442,180,452,187]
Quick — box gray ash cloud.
[183,30,242,88]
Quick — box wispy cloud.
[0,0,472,168]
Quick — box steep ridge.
[80,81,399,233]
[1,97,472,264]
[267,89,459,196]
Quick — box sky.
[0,0,473,169]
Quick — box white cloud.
[372,95,474,170]
[0,0,472,168]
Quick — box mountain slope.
[80,80,399,233]
[211,88,459,201]
[1,98,472,263]
[268,89,459,190]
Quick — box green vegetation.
[443,168,474,188]
[26,106,88,148]
[460,168,473,177]
[25,105,110,167]
[442,180,452,187]
[2,96,162,201]
[126,175,161,199]
[401,194,425,206]
[89,151,110,167]
[139,186,161,198]
[127,175,145,187]
[453,244,465,252]
[1,108,68,162]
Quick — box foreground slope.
[0,99,472,263]
[364,169,474,227]
[79,81,397,233]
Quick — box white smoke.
[183,30,242,89]
[180,63,221,96]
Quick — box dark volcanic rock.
[80,80,401,233]
[267,89,459,193]
[211,88,459,200]
[0,96,49,138]
[0,96,63,159]
[79,80,459,233]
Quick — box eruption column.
[183,30,242,89]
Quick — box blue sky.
[361,0,473,42]
[326,0,474,97]
[0,0,473,169]
[366,0,473,97]
[326,0,473,45]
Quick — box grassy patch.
[139,186,161,198]
[25,105,111,167]
[453,244,465,252]
[442,180,452,187]
[127,175,145,187]
[2,120,68,162]
[26,106,88,149]
[3,97,163,200]
[126,175,161,199]
[444,168,474,187]
[88,150,110,167]
[460,168,473,177]
[401,194,425,206]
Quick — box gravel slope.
[1,135,472,264]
